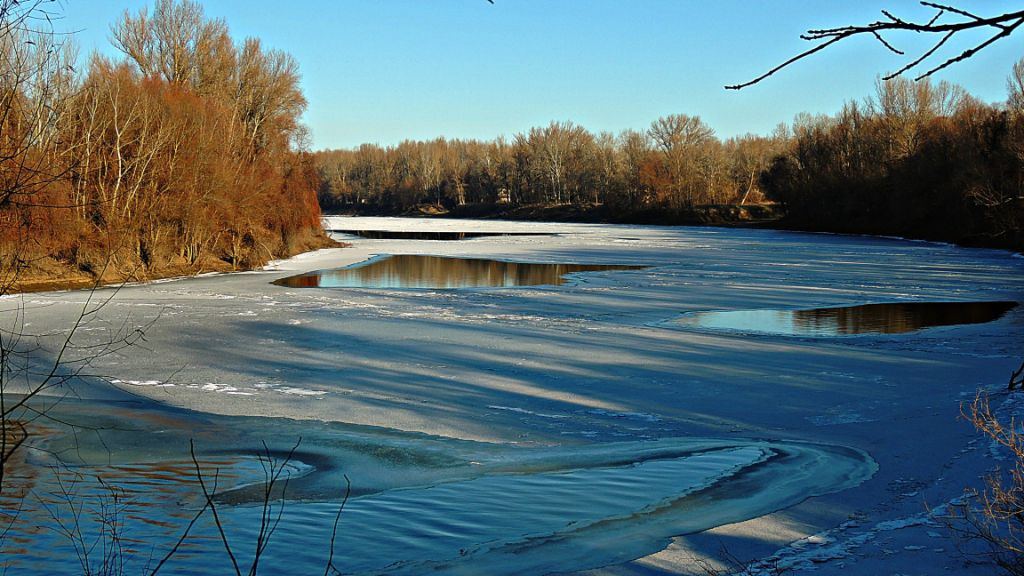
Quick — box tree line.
[316,117,788,215]
[316,65,1024,251]
[1,0,324,290]
[765,69,1024,250]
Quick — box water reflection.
[0,456,260,572]
[675,301,1018,336]
[274,255,649,289]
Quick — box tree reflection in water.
[677,301,1018,336]
[274,255,649,289]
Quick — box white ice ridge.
[741,499,967,575]
[110,378,173,387]
[110,378,326,397]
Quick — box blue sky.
[61,1,1020,150]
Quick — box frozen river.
[1,217,1022,574]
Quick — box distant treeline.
[316,67,1024,251]
[316,116,782,214]
[766,73,1024,250]
[1,0,324,289]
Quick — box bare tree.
[870,76,967,159]
[0,0,152,495]
[111,0,233,92]
[648,115,721,207]
[728,3,1024,90]
[1009,59,1024,114]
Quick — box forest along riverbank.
[331,201,785,228]
[3,217,1022,575]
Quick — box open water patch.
[673,301,1018,337]
[273,254,649,289]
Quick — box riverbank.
[3,229,341,295]
[332,202,784,227]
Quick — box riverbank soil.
[3,229,340,294]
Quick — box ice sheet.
[3,217,1022,574]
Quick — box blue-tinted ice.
[1,402,875,575]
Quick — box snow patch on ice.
[187,382,255,396]
[744,504,962,574]
[263,248,344,270]
[112,378,257,396]
[488,405,569,419]
[584,408,662,422]
[110,378,174,388]
[252,382,327,396]
[807,412,876,426]
[278,386,328,396]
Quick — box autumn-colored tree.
[99,0,322,273]
[1,0,326,283]
[0,2,79,287]
[647,114,725,208]
[615,129,655,209]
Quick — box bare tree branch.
[884,30,954,80]
[726,34,849,91]
[323,474,351,576]
[189,439,243,576]
[912,19,1023,81]
[728,3,1024,89]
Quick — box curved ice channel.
[7,407,875,576]
[213,439,875,575]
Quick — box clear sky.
[60,1,1020,151]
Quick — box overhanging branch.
[727,3,1024,89]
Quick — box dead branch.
[40,468,130,576]
[1010,360,1024,391]
[250,438,302,576]
[189,439,243,576]
[149,496,213,575]
[323,474,351,576]
[728,3,1024,89]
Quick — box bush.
[952,363,1024,574]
